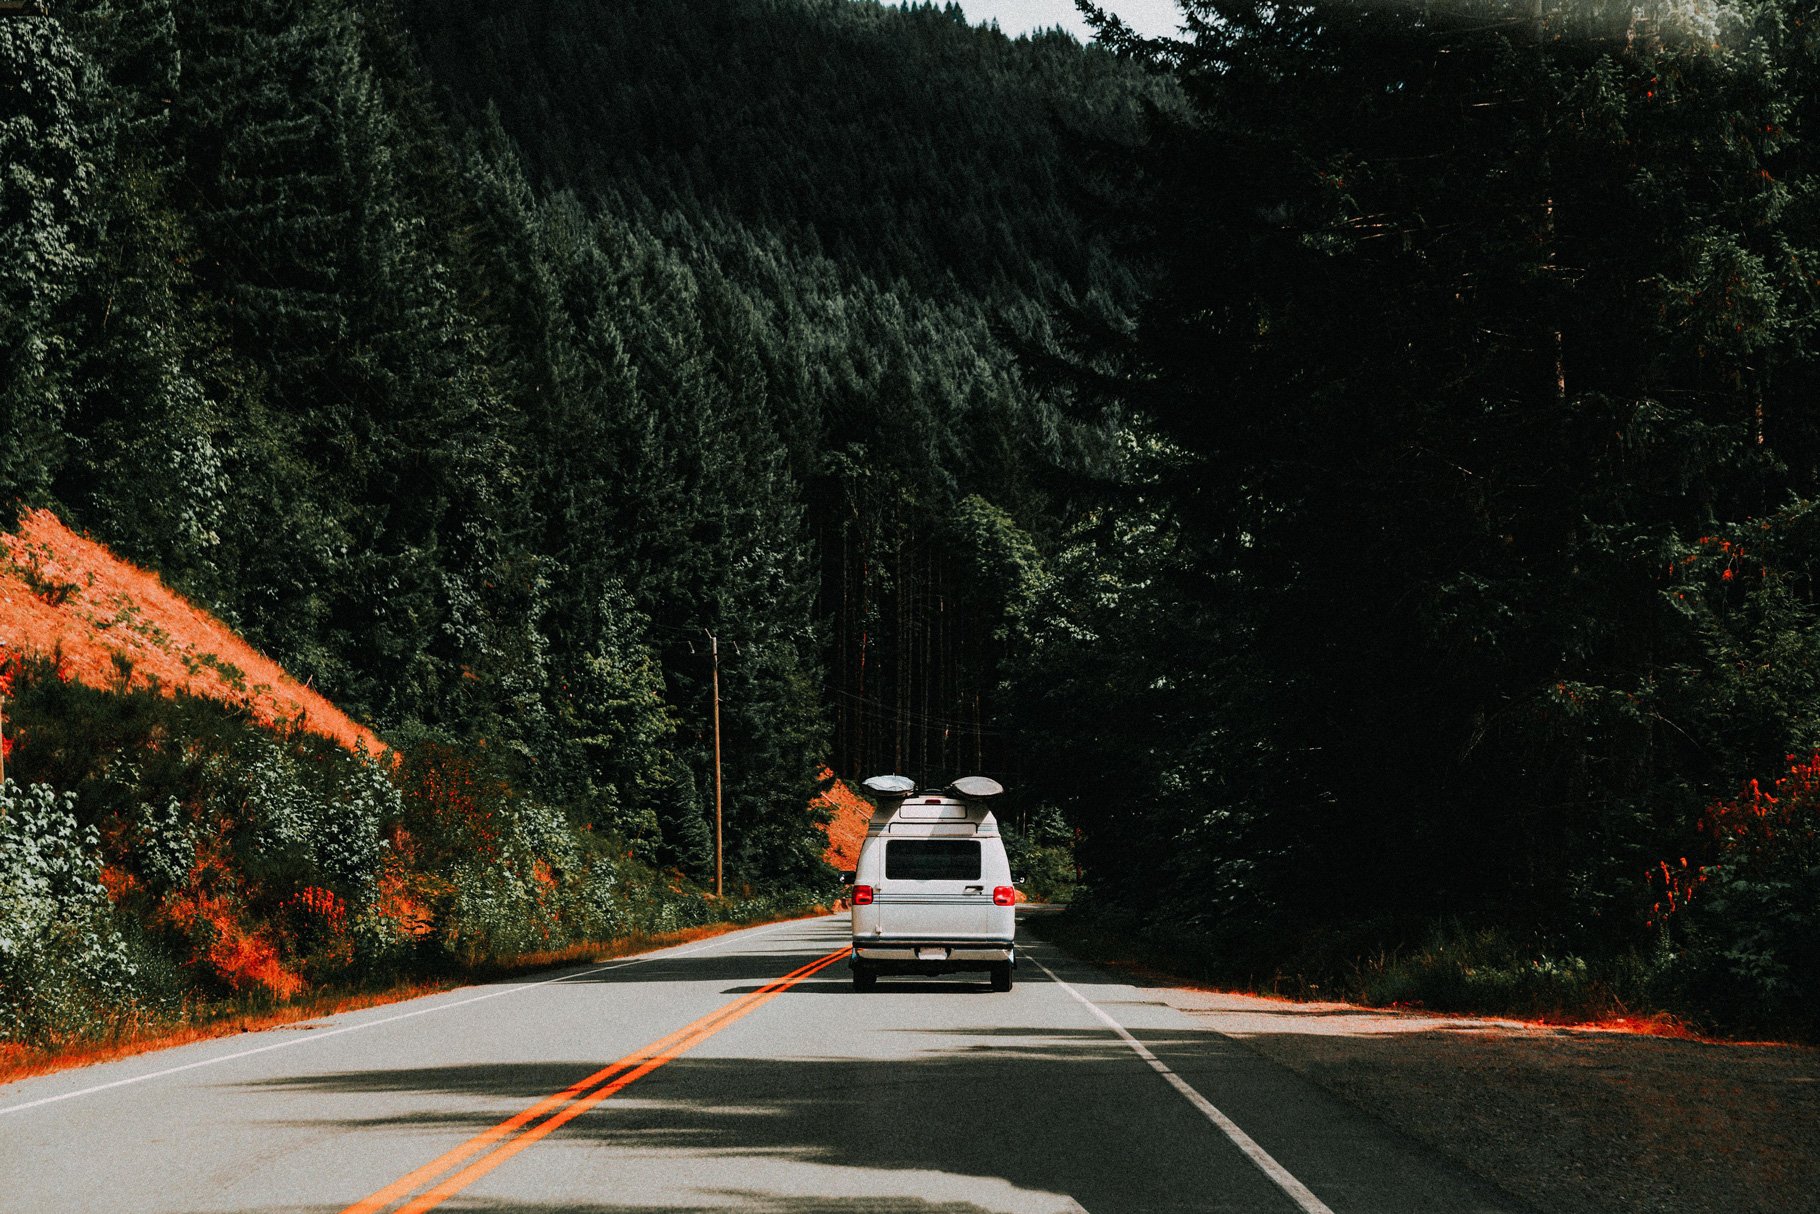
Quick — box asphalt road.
[0,913,1525,1213]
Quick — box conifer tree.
[0,14,94,515]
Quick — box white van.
[846,775,1016,992]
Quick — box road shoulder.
[1144,982,1820,1214]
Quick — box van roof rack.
[860,774,1004,801]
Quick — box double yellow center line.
[341,945,849,1214]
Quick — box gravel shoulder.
[1145,982,1820,1214]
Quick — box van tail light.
[852,885,874,905]
[992,886,1015,906]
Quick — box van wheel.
[989,961,1013,992]
[852,964,877,991]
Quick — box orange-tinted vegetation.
[0,910,825,1087]
[813,768,872,870]
[0,655,12,767]
[0,507,841,1064]
[375,855,438,943]
[157,842,306,1000]
[0,507,381,754]
[1649,752,1820,927]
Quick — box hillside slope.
[1,509,379,754]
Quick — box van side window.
[885,840,981,881]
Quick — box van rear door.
[876,838,1000,943]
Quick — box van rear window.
[885,840,981,881]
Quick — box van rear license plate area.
[916,947,950,961]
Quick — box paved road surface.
[0,913,1525,1213]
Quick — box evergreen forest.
[6,0,1820,1039]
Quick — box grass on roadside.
[1022,908,1708,1039]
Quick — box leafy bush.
[1352,924,1599,1017]
[0,781,144,1043]
[242,738,395,906]
[132,794,196,894]
[1648,756,1820,1036]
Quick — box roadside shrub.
[1352,924,1599,1017]
[444,860,548,962]
[0,658,828,1041]
[247,742,411,983]
[132,793,197,894]
[0,780,141,1044]
[402,743,567,961]
[241,736,395,909]
[1649,757,1820,1035]
[552,842,629,942]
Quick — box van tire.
[852,964,877,991]
[989,961,1013,992]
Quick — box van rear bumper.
[851,939,1014,969]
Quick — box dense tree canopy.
[1024,0,1820,1024]
[13,0,1820,1029]
[1,0,1148,890]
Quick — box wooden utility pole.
[707,629,723,897]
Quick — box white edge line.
[1028,952,1338,1214]
[0,917,814,1117]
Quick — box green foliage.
[0,0,1154,928]
[240,738,396,909]
[407,0,1156,297]
[0,780,142,1043]
[1646,751,1820,1036]
[557,583,677,854]
[1352,925,1601,1018]
[23,0,1820,1041]
[949,494,1049,639]
[1002,806,1077,902]
[1019,0,1820,1033]
[0,658,820,1046]
[403,0,1147,791]
[0,16,94,512]
[1009,470,1284,953]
